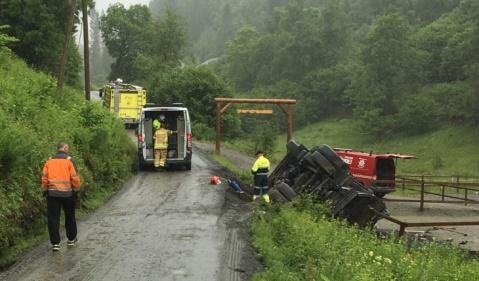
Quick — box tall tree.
[101,4,151,81]
[0,0,86,85]
[353,13,423,134]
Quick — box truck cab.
[137,106,192,170]
[334,149,415,197]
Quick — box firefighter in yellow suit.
[153,119,175,168]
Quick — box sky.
[95,0,151,13]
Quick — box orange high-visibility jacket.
[153,128,173,149]
[41,152,80,197]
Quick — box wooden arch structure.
[214,97,297,154]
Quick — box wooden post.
[402,177,405,193]
[465,188,468,206]
[420,175,425,211]
[441,185,445,201]
[82,0,91,101]
[398,224,406,237]
[456,176,460,193]
[287,104,293,142]
[215,101,221,154]
[57,0,77,92]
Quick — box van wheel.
[185,162,192,170]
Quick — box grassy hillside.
[226,119,479,177]
[0,48,136,267]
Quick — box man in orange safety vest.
[41,142,81,251]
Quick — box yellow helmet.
[153,119,161,129]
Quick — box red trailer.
[334,149,416,197]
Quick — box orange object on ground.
[210,176,221,185]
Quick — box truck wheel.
[276,182,297,201]
[268,189,288,203]
[317,144,347,169]
[311,151,336,176]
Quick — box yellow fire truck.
[100,80,147,126]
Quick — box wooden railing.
[377,175,479,211]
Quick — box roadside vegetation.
[0,37,136,267]
[253,198,479,281]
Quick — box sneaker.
[67,238,78,247]
[52,244,60,251]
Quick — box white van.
[137,106,192,170]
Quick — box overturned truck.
[268,141,388,227]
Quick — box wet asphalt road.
[0,152,241,281]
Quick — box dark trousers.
[253,175,269,195]
[47,196,77,244]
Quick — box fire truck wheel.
[269,189,288,203]
[276,182,297,201]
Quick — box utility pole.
[82,0,91,100]
[57,0,77,92]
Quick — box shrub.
[0,50,135,259]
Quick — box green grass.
[0,218,47,269]
[253,198,479,281]
[228,119,479,177]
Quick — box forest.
[3,0,478,140]
[149,0,479,138]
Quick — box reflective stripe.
[49,180,72,184]
[48,187,73,192]
[256,173,268,176]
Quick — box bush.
[192,122,215,141]
[0,51,135,259]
